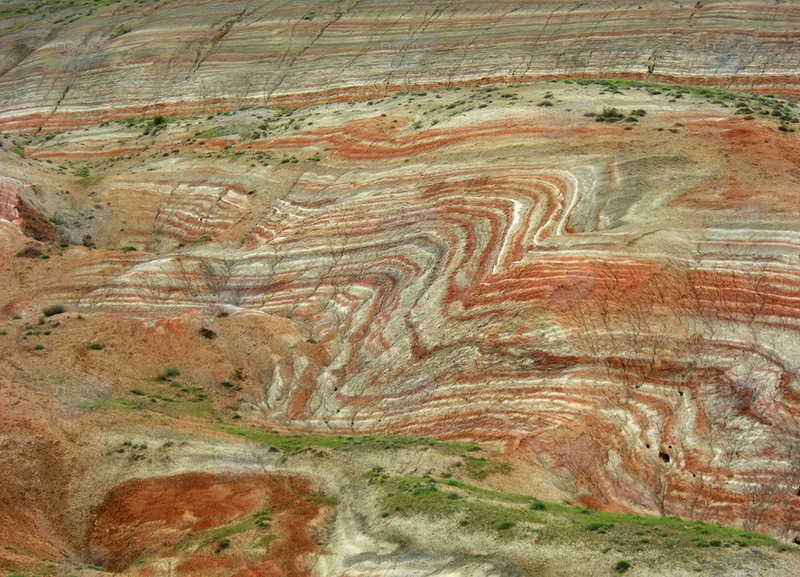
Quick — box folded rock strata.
[1,0,800,553]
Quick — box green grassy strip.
[443,480,533,504]
[558,77,797,107]
[382,474,785,551]
[217,424,460,453]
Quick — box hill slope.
[1,3,800,577]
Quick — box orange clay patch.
[85,471,332,577]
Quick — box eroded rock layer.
[1,79,798,538]
[1,0,800,131]
[86,471,329,576]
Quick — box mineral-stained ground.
[2,1,800,576]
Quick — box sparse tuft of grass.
[463,455,511,479]
[216,537,230,552]
[303,495,338,506]
[153,366,180,381]
[220,380,242,391]
[595,107,625,122]
[614,560,631,573]
[42,304,66,317]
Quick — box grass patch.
[94,397,142,412]
[463,455,512,479]
[378,471,786,561]
[443,480,532,504]
[42,304,66,317]
[303,495,338,506]
[217,425,445,453]
[153,365,180,381]
[172,519,253,552]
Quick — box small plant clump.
[216,537,230,552]
[89,342,104,350]
[254,510,272,528]
[614,560,632,573]
[42,304,66,317]
[220,380,242,391]
[154,366,181,381]
[595,107,625,122]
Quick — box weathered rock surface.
[2,2,800,575]
[1,0,800,131]
[2,80,799,541]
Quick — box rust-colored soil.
[86,471,329,577]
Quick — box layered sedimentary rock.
[2,0,800,553]
[1,0,800,132]
[2,79,798,537]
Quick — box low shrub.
[220,380,242,391]
[216,537,230,552]
[614,560,631,574]
[42,304,66,317]
[154,366,181,381]
[595,107,625,122]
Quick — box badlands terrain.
[2,1,800,576]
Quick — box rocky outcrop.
[1,0,800,132]
[0,176,55,241]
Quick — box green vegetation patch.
[560,78,798,128]
[218,425,445,454]
[463,455,512,479]
[172,518,253,552]
[377,471,785,561]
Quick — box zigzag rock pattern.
[10,88,794,534]
[1,1,800,542]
